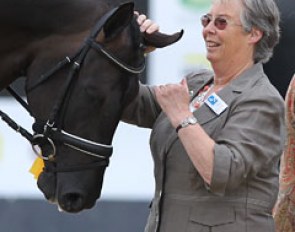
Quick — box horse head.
[21,2,183,212]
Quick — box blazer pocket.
[187,206,236,232]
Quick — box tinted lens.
[201,15,211,27]
[201,15,228,30]
[215,18,227,30]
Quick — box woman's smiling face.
[202,0,253,66]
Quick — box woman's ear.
[249,28,263,44]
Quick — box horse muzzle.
[37,168,103,213]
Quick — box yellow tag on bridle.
[29,157,44,179]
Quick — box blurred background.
[0,0,210,231]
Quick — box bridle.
[0,5,145,173]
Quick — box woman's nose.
[203,21,216,34]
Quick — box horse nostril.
[60,193,85,213]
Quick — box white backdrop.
[148,0,210,85]
[0,0,210,201]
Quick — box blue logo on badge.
[208,95,218,105]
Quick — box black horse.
[0,1,183,213]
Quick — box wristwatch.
[176,116,198,133]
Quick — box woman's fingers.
[141,19,159,33]
[180,78,189,93]
[135,13,159,34]
[136,14,147,26]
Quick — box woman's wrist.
[175,115,198,133]
[171,112,194,128]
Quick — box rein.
[0,5,145,173]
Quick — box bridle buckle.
[32,134,56,161]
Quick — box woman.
[123,0,285,231]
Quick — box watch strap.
[176,124,184,133]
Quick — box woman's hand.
[155,79,192,128]
[134,11,160,34]
[134,11,159,53]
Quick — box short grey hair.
[211,0,280,63]
[240,0,280,63]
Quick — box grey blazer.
[122,63,286,232]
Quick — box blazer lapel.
[194,85,238,125]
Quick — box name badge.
[205,93,228,115]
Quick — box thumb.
[180,78,189,92]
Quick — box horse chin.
[46,200,90,214]
[56,184,101,213]
[57,197,97,213]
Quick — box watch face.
[188,116,197,124]
[179,116,198,129]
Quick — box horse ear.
[143,30,184,48]
[103,2,134,39]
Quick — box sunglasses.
[201,14,241,30]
